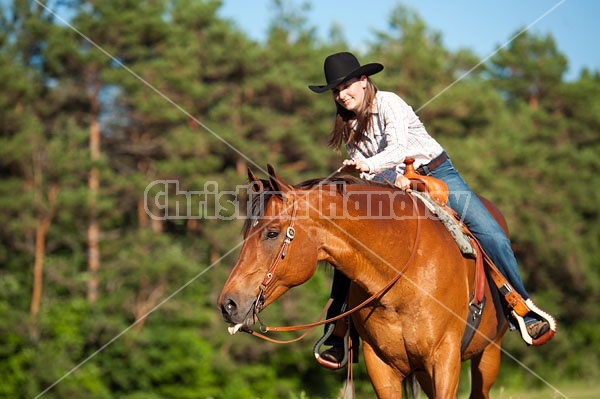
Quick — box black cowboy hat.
[309,52,383,93]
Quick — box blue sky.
[218,0,599,81]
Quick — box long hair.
[328,77,378,151]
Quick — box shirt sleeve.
[346,144,367,162]
[363,93,408,174]
[345,145,373,179]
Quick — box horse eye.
[265,231,279,240]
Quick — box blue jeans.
[421,158,530,299]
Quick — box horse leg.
[428,339,462,398]
[363,342,404,399]
[469,335,503,399]
[414,371,434,398]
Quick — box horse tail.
[402,373,420,399]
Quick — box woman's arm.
[362,93,409,174]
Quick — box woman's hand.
[394,174,411,190]
[341,159,371,173]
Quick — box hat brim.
[308,63,384,93]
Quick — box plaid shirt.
[345,91,444,179]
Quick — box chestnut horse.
[218,166,508,398]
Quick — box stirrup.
[512,298,557,346]
[314,321,350,370]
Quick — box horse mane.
[294,174,395,190]
[242,190,275,237]
[242,175,395,236]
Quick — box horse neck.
[303,185,419,292]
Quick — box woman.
[308,51,554,367]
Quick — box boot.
[526,318,550,339]
[320,346,346,364]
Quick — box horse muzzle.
[218,292,261,335]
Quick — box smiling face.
[332,75,368,111]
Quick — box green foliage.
[0,1,598,398]
[487,29,568,109]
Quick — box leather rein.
[245,190,423,344]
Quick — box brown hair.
[328,77,378,150]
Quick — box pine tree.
[487,29,568,110]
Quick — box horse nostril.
[221,298,237,318]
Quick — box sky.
[218,0,599,81]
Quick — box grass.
[489,382,600,399]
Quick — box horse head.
[217,165,320,334]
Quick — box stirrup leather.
[487,259,557,345]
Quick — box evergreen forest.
[1,0,599,398]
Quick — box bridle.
[246,189,423,345]
[252,193,298,315]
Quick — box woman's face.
[332,75,368,112]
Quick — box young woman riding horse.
[307,52,555,365]
[218,52,557,398]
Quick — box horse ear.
[267,164,290,196]
[247,167,264,193]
